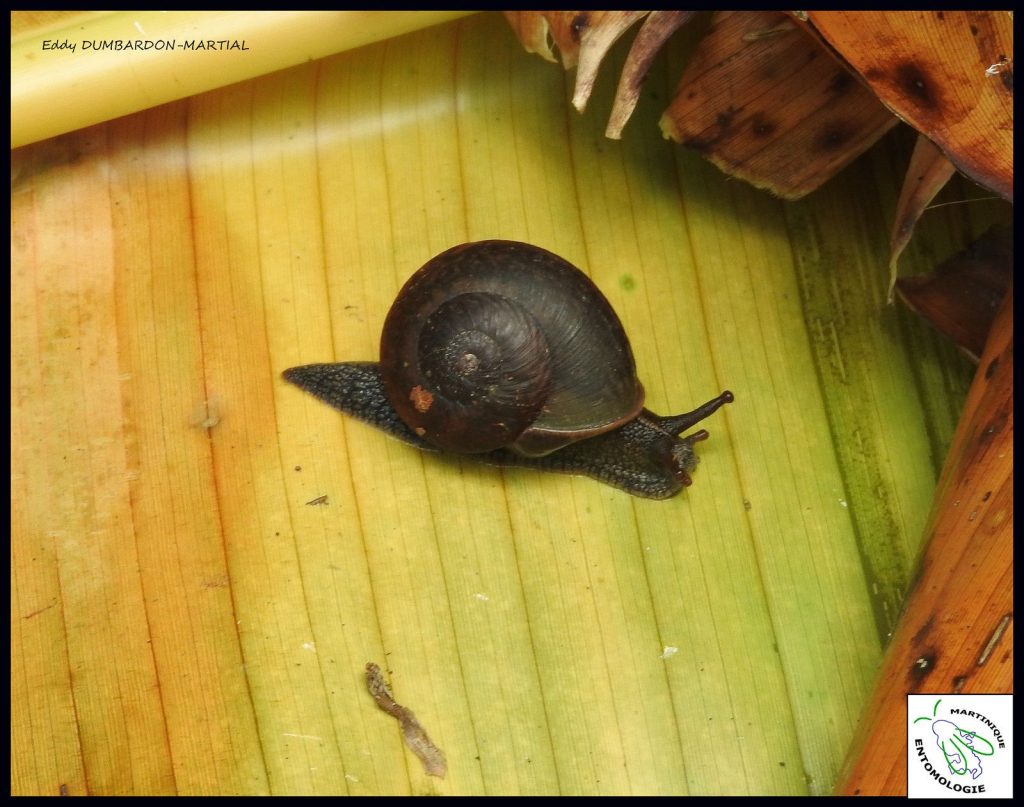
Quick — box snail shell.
[379,240,645,456]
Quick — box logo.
[908,694,1012,798]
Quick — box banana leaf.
[9,11,1008,796]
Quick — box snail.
[283,240,733,499]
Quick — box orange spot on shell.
[410,385,433,413]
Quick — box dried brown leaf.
[659,11,897,199]
[505,11,644,73]
[888,133,958,291]
[505,11,653,113]
[806,11,1013,201]
[570,12,651,112]
[503,10,598,67]
[895,225,1012,362]
[835,285,1013,794]
[503,11,560,64]
[542,12,589,69]
[606,12,696,139]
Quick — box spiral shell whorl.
[405,292,552,452]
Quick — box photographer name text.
[42,39,250,53]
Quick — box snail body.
[284,240,733,499]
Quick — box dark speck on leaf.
[751,114,776,138]
[815,124,849,151]
[571,12,588,39]
[896,62,937,108]
[827,71,854,95]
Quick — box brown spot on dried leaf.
[909,651,937,685]
[716,106,739,131]
[571,12,589,40]
[979,409,1008,442]
[896,62,939,109]
[815,122,851,150]
[750,114,776,138]
[827,70,854,95]
[682,136,713,153]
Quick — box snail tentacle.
[651,391,734,436]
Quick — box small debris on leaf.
[366,662,447,778]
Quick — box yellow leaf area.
[9,12,1002,796]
